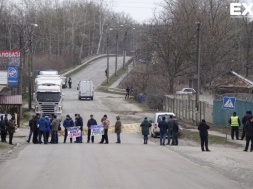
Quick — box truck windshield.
[37,92,61,102]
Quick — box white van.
[150,112,175,138]
[77,80,94,100]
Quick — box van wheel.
[78,97,81,100]
[91,97,93,100]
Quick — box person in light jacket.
[50,115,59,144]
[198,119,210,152]
[99,115,110,144]
[115,116,122,144]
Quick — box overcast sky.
[105,0,164,23]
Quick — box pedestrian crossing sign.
[222,97,236,110]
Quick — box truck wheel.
[91,97,93,100]
[78,97,81,100]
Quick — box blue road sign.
[222,96,236,110]
[7,66,19,87]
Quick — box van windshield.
[157,115,172,122]
[37,92,61,102]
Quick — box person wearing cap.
[114,116,122,144]
[241,111,252,140]
[158,117,168,145]
[228,112,241,140]
[172,116,179,145]
[198,119,210,152]
[244,116,253,152]
[140,117,152,144]
[63,115,74,143]
[99,114,110,144]
[26,115,35,143]
[87,114,97,143]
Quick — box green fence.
[213,100,253,127]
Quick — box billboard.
[0,50,20,69]
[0,50,20,85]
[8,66,19,86]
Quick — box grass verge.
[180,129,237,146]
[100,68,127,87]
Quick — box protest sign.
[67,126,81,138]
[91,125,104,136]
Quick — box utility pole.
[123,31,128,69]
[115,31,118,76]
[18,36,23,95]
[107,33,110,84]
[195,22,201,124]
[28,39,32,110]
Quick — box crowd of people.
[139,115,179,146]
[26,113,122,145]
[229,111,253,152]
[0,114,17,145]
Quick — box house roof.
[0,95,22,105]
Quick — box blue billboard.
[8,66,19,86]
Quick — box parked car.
[150,112,175,138]
[176,88,196,95]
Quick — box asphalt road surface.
[0,57,250,189]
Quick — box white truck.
[34,71,63,118]
[77,80,94,100]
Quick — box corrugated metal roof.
[0,95,22,105]
[231,71,253,88]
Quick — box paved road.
[0,133,250,189]
[0,57,250,189]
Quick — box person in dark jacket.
[68,77,72,88]
[87,114,97,143]
[241,111,252,140]
[198,119,210,152]
[37,115,49,144]
[167,115,173,145]
[115,116,122,144]
[7,117,16,145]
[140,117,152,144]
[125,86,130,99]
[243,116,253,152]
[0,115,7,142]
[50,115,59,144]
[63,115,74,143]
[158,117,168,145]
[32,114,40,144]
[172,116,179,145]
[45,116,51,142]
[26,115,34,143]
[74,114,83,143]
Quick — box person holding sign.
[74,114,83,143]
[99,115,110,144]
[115,116,122,144]
[87,114,97,143]
[63,115,74,143]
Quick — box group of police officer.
[229,111,253,152]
